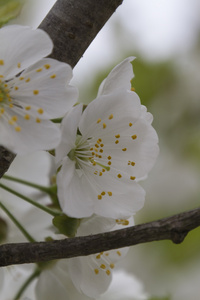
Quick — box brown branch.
[0,207,200,267]
[39,0,123,68]
[0,0,123,178]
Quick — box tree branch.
[39,0,123,67]
[0,0,123,178]
[1,207,200,267]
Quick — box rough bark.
[0,207,200,267]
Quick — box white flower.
[68,215,133,298]
[35,215,133,299]
[56,57,159,219]
[0,25,78,154]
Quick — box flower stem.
[3,174,54,194]
[0,201,35,243]
[14,267,41,300]
[0,183,60,217]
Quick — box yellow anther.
[131,135,137,140]
[25,78,30,83]
[115,140,119,144]
[100,143,104,147]
[99,149,103,153]
[44,64,51,69]
[131,162,135,166]
[110,263,115,269]
[0,60,4,65]
[98,155,102,158]
[4,84,7,87]
[131,87,135,91]
[103,123,107,129]
[96,254,101,259]
[36,68,43,72]
[108,114,113,120]
[101,191,106,196]
[106,270,111,276]
[17,63,21,68]
[98,195,102,200]
[37,108,44,114]
[122,148,127,151]
[94,269,99,274]
[102,168,105,172]
[11,116,17,122]
[15,126,21,132]
[90,147,93,150]
[98,138,102,142]
[117,174,122,178]
[25,106,31,110]
[99,172,102,176]
[100,264,106,269]
[9,103,13,108]
[115,134,120,138]
[107,191,112,196]
[130,176,136,180]
[92,161,96,166]
[19,77,24,80]
[33,90,39,95]
[95,148,98,152]
[50,74,56,79]
[107,156,111,160]
[105,253,109,256]
[117,251,121,256]
[95,144,99,148]
[0,108,5,113]
[94,171,98,175]
[129,123,133,127]
[36,118,41,123]
[97,118,101,123]
[24,114,30,120]
[123,220,129,225]
[14,86,19,90]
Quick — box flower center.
[68,135,110,172]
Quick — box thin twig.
[0,207,200,267]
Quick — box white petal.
[79,90,141,140]
[84,169,145,218]
[57,157,95,218]
[98,57,135,96]
[35,260,91,300]
[0,115,61,155]
[56,104,83,165]
[77,215,116,236]
[69,256,112,298]
[10,58,78,119]
[0,25,53,79]
[98,270,148,300]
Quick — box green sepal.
[0,0,24,27]
[52,214,80,238]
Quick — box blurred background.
[3,0,200,299]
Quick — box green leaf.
[52,214,80,238]
[0,0,24,27]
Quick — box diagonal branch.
[0,0,123,178]
[0,207,200,267]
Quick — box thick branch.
[1,207,200,267]
[0,0,123,178]
[39,0,123,67]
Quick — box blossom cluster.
[0,25,159,299]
